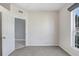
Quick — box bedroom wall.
[28,11,59,46]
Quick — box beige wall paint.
[28,11,59,46]
[59,4,79,56]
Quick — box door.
[2,11,15,56]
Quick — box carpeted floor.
[15,40,25,49]
[9,46,70,56]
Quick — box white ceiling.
[14,3,66,11]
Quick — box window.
[73,7,79,48]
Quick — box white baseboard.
[59,45,72,56]
[8,47,15,56]
[26,43,58,46]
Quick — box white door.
[2,11,15,56]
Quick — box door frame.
[0,12,2,56]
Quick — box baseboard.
[59,45,72,56]
[8,48,15,56]
[26,43,58,46]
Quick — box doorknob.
[2,36,6,39]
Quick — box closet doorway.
[15,18,25,49]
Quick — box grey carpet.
[9,46,70,56]
[15,40,25,49]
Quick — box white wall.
[28,11,59,46]
[59,4,79,56]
